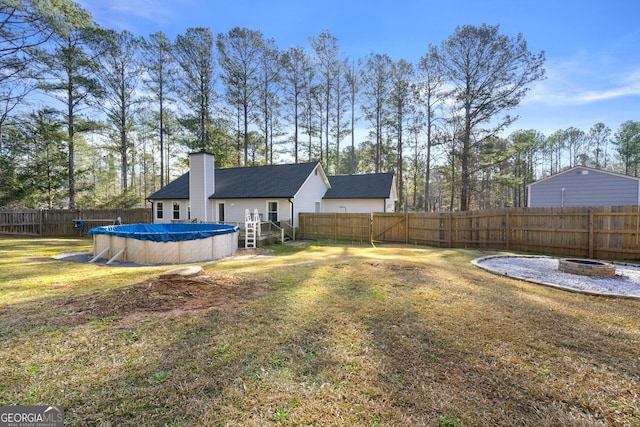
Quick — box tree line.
[1,0,638,211]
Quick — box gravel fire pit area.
[473,255,640,299]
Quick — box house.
[324,173,396,213]
[147,151,396,226]
[527,166,640,207]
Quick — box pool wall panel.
[91,227,239,264]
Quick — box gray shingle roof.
[212,162,320,198]
[324,173,394,199]
[147,162,321,200]
[147,172,190,199]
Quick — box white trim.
[217,201,226,222]
[294,163,330,198]
[266,200,279,222]
[156,201,164,220]
[172,201,181,220]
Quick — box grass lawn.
[0,236,639,426]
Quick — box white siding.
[385,196,395,212]
[153,200,189,223]
[189,152,215,222]
[212,198,292,225]
[292,165,330,226]
[323,199,386,213]
[529,167,640,207]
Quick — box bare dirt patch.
[366,261,423,272]
[60,271,270,324]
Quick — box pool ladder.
[245,209,259,248]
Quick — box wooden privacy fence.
[300,206,640,260]
[0,209,152,237]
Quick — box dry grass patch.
[0,237,639,426]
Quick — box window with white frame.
[267,201,278,222]
[173,202,180,220]
[156,202,163,219]
[218,202,225,222]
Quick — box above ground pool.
[88,223,240,264]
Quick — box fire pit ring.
[558,258,616,277]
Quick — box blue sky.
[78,0,640,137]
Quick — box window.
[156,202,163,219]
[315,201,321,213]
[267,201,278,222]
[218,202,225,222]
[173,202,180,220]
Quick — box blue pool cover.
[88,223,240,242]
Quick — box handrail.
[282,221,296,241]
[263,220,295,243]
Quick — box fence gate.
[372,213,407,243]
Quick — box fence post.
[370,213,373,243]
[505,209,510,251]
[405,212,409,244]
[588,208,594,259]
[448,213,453,248]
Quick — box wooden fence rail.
[300,206,640,261]
[0,209,152,237]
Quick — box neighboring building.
[147,151,396,226]
[324,173,396,213]
[527,166,640,207]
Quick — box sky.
[77,0,640,138]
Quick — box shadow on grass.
[0,242,638,426]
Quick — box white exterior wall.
[189,152,215,222]
[292,165,331,225]
[212,198,292,225]
[153,200,189,224]
[385,197,395,212]
[323,199,386,213]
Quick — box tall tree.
[613,120,640,176]
[344,59,359,174]
[545,129,566,175]
[417,48,445,211]
[563,127,586,167]
[389,58,414,210]
[360,53,392,173]
[174,27,215,152]
[439,105,464,211]
[0,0,70,144]
[432,23,545,210]
[216,27,264,166]
[18,108,68,208]
[281,46,312,163]
[0,120,22,207]
[39,1,99,209]
[330,59,351,174]
[509,129,544,206]
[94,29,142,191]
[300,69,318,162]
[588,122,611,169]
[309,30,340,171]
[256,37,280,164]
[142,31,176,187]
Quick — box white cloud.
[78,0,182,32]
[525,52,640,107]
